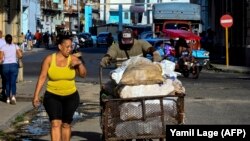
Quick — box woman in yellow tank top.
[32,34,87,141]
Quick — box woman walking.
[0,34,23,104]
[32,34,87,141]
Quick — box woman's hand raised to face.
[69,58,82,69]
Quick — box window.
[165,23,190,30]
[71,0,77,4]
[124,12,128,19]
[53,0,60,3]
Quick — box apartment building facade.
[0,0,21,43]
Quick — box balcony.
[53,3,62,9]
[64,5,78,14]
[41,0,62,11]
[40,0,52,9]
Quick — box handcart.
[99,65,185,141]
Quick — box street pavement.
[0,48,249,140]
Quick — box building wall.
[41,0,64,33]
[246,0,250,66]
[0,0,21,43]
[109,0,132,24]
[63,0,80,32]
[246,1,250,46]
[207,0,249,66]
[0,2,6,33]
[99,0,132,24]
[22,7,29,35]
[28,0,39,34]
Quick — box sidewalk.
[0,81,101,137]
[210,63,250,74]
[0,47,46,131]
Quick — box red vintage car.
[162,29,201,50]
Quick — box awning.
[162,29,201,40]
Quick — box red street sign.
[220,14,233,28]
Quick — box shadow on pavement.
[72,131,102,141]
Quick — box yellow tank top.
[46,53,76,96]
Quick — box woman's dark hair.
[56,34,72,45]
[5,34,12,44]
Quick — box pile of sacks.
[102,57,186,137]
[104,56,185,97]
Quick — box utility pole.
[118,4,123,32]
[77,0,81,33]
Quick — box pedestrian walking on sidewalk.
[19,32,26,52]
[34,30,42,48]
[0,30,6,100]
[32,34,87,141]
[43,31,50,49]
[25,30,34,50]
[0,34,23,104]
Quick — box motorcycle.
[144,38,201,79]
[179,58,200,79]
[176,51,200,79]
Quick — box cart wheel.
[182,70,189,78]
[192,66,200,79]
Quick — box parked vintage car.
[77,32,94,48]
[139,31,153,39]
[96,32,111,47]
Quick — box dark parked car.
[139,31,153,39]
[96,32,111,47]
[77,32,94,48]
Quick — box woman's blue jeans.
[2,63,18,98]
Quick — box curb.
[0,103,33,131]
[208,63,250,74]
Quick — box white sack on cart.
[110,59,131,84]
[110,56,152,84]
[157,59,181,79]
[115,116,163,137]
[110,66,126,84]
[159,59,175,71]
[119,98,177,121]
[118,79,174,98]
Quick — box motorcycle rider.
[176,37,197,74]
[100,28,162,67]
[71,31,79,53]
